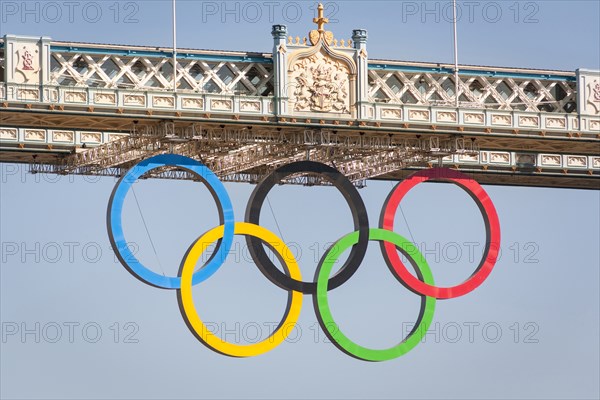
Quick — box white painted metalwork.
[368,69,577,113]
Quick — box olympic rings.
[107,154,235,289]
[314,228,436,362]
[107,155,501,360]
[178,222,303,357]
[380,168,501,299]
[245,161,369,294]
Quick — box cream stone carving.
[153,96,175,108]
[490,152,510,163]
[491,114,512,126]
[182,98,204,109]
[24,129,46,141]
[567,156,587,167]
[464,113,484,124]
[46,89,58,102]
[437,111,457,122]
[65,91,87,103]
[18,89,39,101]
[593,157,600,168]
[80,132,102,143]
[587,79,600,114]
[590,120,600,131]
[124,94,145,106]
[95,93,116,105]
[545,117,566,129]
[0,128,18,140]
[52,131,74,142]
[211,99,232,111]
[541,155,561,166]
[519,116,539,127]
[458,154,479,162]
[14,45,40,84]
[408,110,430,121]
[240,101,261,112]
[573,118,579,129]
[110,134,128,142]
[289,51,350,114]
[381,108,402,119]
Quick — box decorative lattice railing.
[367,68,577,113]
[48,48,274,96]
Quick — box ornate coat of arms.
[587,80,600,114]
[289,53,350,114]
[15,45,40,84]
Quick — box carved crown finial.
[313,3,329,32]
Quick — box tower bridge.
[1,10,599,189]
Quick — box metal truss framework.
[34,123,476,186]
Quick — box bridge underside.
[1,108,598,190]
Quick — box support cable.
[390,182,417,245]
[131,185,166,276]
[266,195,285,242]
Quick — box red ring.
[380,168,501,299]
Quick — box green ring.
[313,228,436,362]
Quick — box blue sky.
[1,1,599,399]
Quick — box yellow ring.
[178,222,303,357]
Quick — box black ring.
[245,161,369,294]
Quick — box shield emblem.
[587,80,600,114]
[15,46,40,83]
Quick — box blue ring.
[107,154,235,289]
